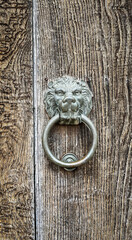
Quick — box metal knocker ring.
[43,76,97,171]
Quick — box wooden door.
[0,1,34,239]
[0,0,131,239]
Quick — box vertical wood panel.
[34,0,131,239]
[0,1,34,239]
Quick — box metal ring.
[43,114,97,169]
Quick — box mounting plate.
[62,153,78,171]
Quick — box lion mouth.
[58,102,82,124]
[61,102,79,113]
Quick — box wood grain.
[0,1,34,239]
[34,0,132,239]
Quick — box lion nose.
[63,96,75,103]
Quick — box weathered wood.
[34,0,132,239]
[0,1,34,239]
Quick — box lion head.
[44,76,93,124]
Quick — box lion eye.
[73,90,81,95]
[56,90,65,96]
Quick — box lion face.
[44,76,93,125]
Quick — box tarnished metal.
[43,113,97,169]
[44,75,93,125]
[43,76,97,170]
[62,153,78,171]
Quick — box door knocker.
[43,75,97,171]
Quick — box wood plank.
[0,1,34,239]
[34,0,132,239]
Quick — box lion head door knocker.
[43,76,97,171]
